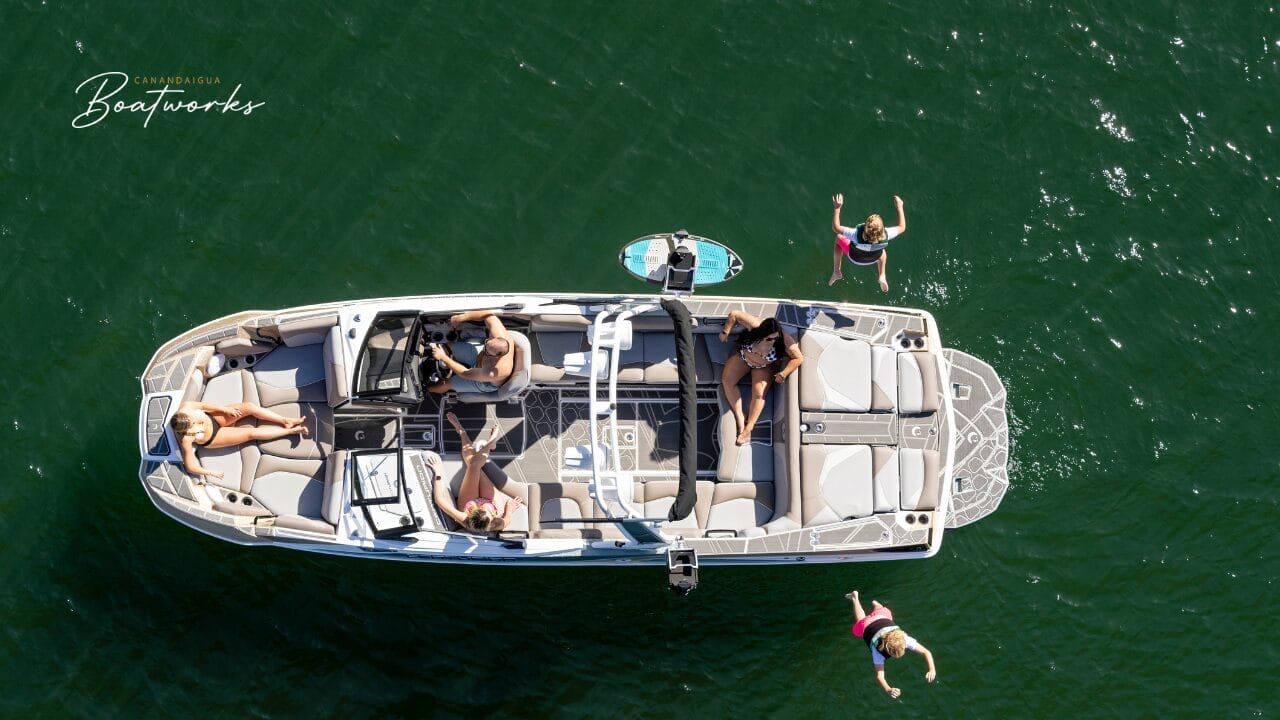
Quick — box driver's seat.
[454,330,531,403]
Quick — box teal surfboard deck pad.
[618,234,744,286]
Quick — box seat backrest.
[323,326,349,407]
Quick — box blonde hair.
[879,629,908,658]
[463,506,495,532]
[170,412,197,435]
[863,214,886,244]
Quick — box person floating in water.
[828,193,907,292]
[847,590,937,699]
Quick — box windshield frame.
[352,311,424,401]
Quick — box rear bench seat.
[799,445,941,526]
[191,315,349,534]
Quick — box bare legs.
[738,369,772,445]
[205,403,306,450]
[721,355,775,446]
[446,411,498,503]
[829,238,845,285]
[850,590,866,621]
[721,354,750,445]
[829,239,889,292]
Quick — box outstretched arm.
[719,310,763,342]
[874,666,900,699]
[449,309,498,327]
[774,333,804,383]
[892,195,906,234]
[914,643,936,682]
[832,193,849,234]
[493,496,524,532]
[431,347,491,381]
[432,478,468,525]
[180,441,222,480]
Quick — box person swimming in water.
[428,411,524,533]
[847,590,937,699]
[170,401,307,481]
[828,193,908,292]
[718,310,804,445]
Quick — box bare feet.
[878,275,889,293]
[828,270,843,286]
[285,417,305,428]
[871,599,883,609]
[845,590,859,601]
[292,424,309,437]
[735,428,752,446]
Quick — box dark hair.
[738,318,786,356]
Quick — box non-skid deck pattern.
[394,388,725,485]
[943,349,1009,528]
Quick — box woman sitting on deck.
[719,310,804,446]
[428,412,524,533]
[170,401,307,482]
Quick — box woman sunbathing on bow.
[170,401,307,481]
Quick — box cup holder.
[227,492,238,503]
[917,514,929,525]
[244,354,257,366]
[904,514,915,524]
[900,338,911,349]
[228,358,240,369]
[242,496,254,506]
[913,338,925,349]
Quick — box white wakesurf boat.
[137,234,1008,592]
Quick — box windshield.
[354,313,419,396]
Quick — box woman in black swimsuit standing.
[170,400,307,481]
[719,310,804,445]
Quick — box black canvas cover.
[661,298,697,522]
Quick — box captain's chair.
[454,330,531,403]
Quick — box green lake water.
[1,1,1277,717]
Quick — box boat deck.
[137,293,1009,563]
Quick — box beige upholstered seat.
[800,444,874,526]
[871,446,901,513]
[871,346,898,411]
[897,352,940,414]
[716,380,785,482]
[706,482,775,537]
[898,448,941,510]
[530,331,587,383]
[193,341,337,531]
[799,332,872,412]
[644,480,715,534]
[529,482,621,539]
